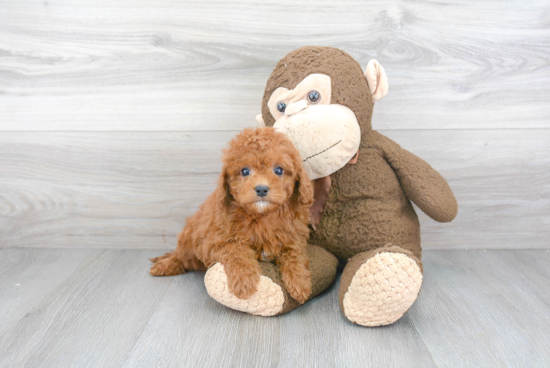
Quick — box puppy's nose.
[255,185,269,197]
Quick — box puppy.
[150,127,314,304]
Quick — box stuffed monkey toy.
[205,46,457,326]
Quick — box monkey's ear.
[256,114,265,127]
[364,59,389,103]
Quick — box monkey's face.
[261,47,388,180]
[268,74,361,180]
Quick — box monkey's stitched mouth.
[302,140,342,162]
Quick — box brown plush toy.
[205,46,458,326]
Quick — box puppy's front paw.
[226,264,261,300]
[284,270,312,304]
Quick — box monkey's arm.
[370,131,458,222]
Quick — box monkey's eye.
[277,102,287,113]
[241,168,250,177]
[307,90,320,103]
[274,166,284,176]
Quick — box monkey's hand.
[371,131,458,223]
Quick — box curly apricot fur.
[150,127,313,303]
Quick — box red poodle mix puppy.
[150,127,314,303]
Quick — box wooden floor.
[1,248,549,368]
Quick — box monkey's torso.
[310,131,421,264]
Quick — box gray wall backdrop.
[1,0,549,249]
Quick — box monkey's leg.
[204,244,338,316]
[339,244,423,327]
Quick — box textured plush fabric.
[262,244,338,315]
[267,74,332,120]
[341,250,423,326]
[338,245,423,312]
[273,103,361,180]
[261,46,457,263]
[364,59,389,103]
[261,46,374,134]
[251,46,457,324]
[205,263,285,316]
[205,245,338,316]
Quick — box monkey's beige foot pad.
[204,263,284,317]
[343,252,422,327]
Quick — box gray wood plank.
[1,129,548,250]
[1,249,549,367]
[483,250,550,324]
[0,130,233,249]
[120,271,280,368]
[122,273,437,368]
[411,250,550,367]
[0,248,101,336]
[277,279,437,368]
[515,249,550,279]
[1,0,549,131]
[0,249,174,368]
[4,130,550,249]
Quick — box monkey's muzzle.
[273,104,361,180]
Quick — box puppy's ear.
[215,167,233,209]
[293,156,314,206]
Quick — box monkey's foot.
[205,245,338,316]
[205,263,285,316]
[341,251,423,327]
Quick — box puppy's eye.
[274,166,284,176]
[241,168,250,177]
[277,102,286,113]
[307,90,320,103]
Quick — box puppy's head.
[216,127,314,215]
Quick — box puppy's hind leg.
[150,229,206,276]
[150,252,186,276]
